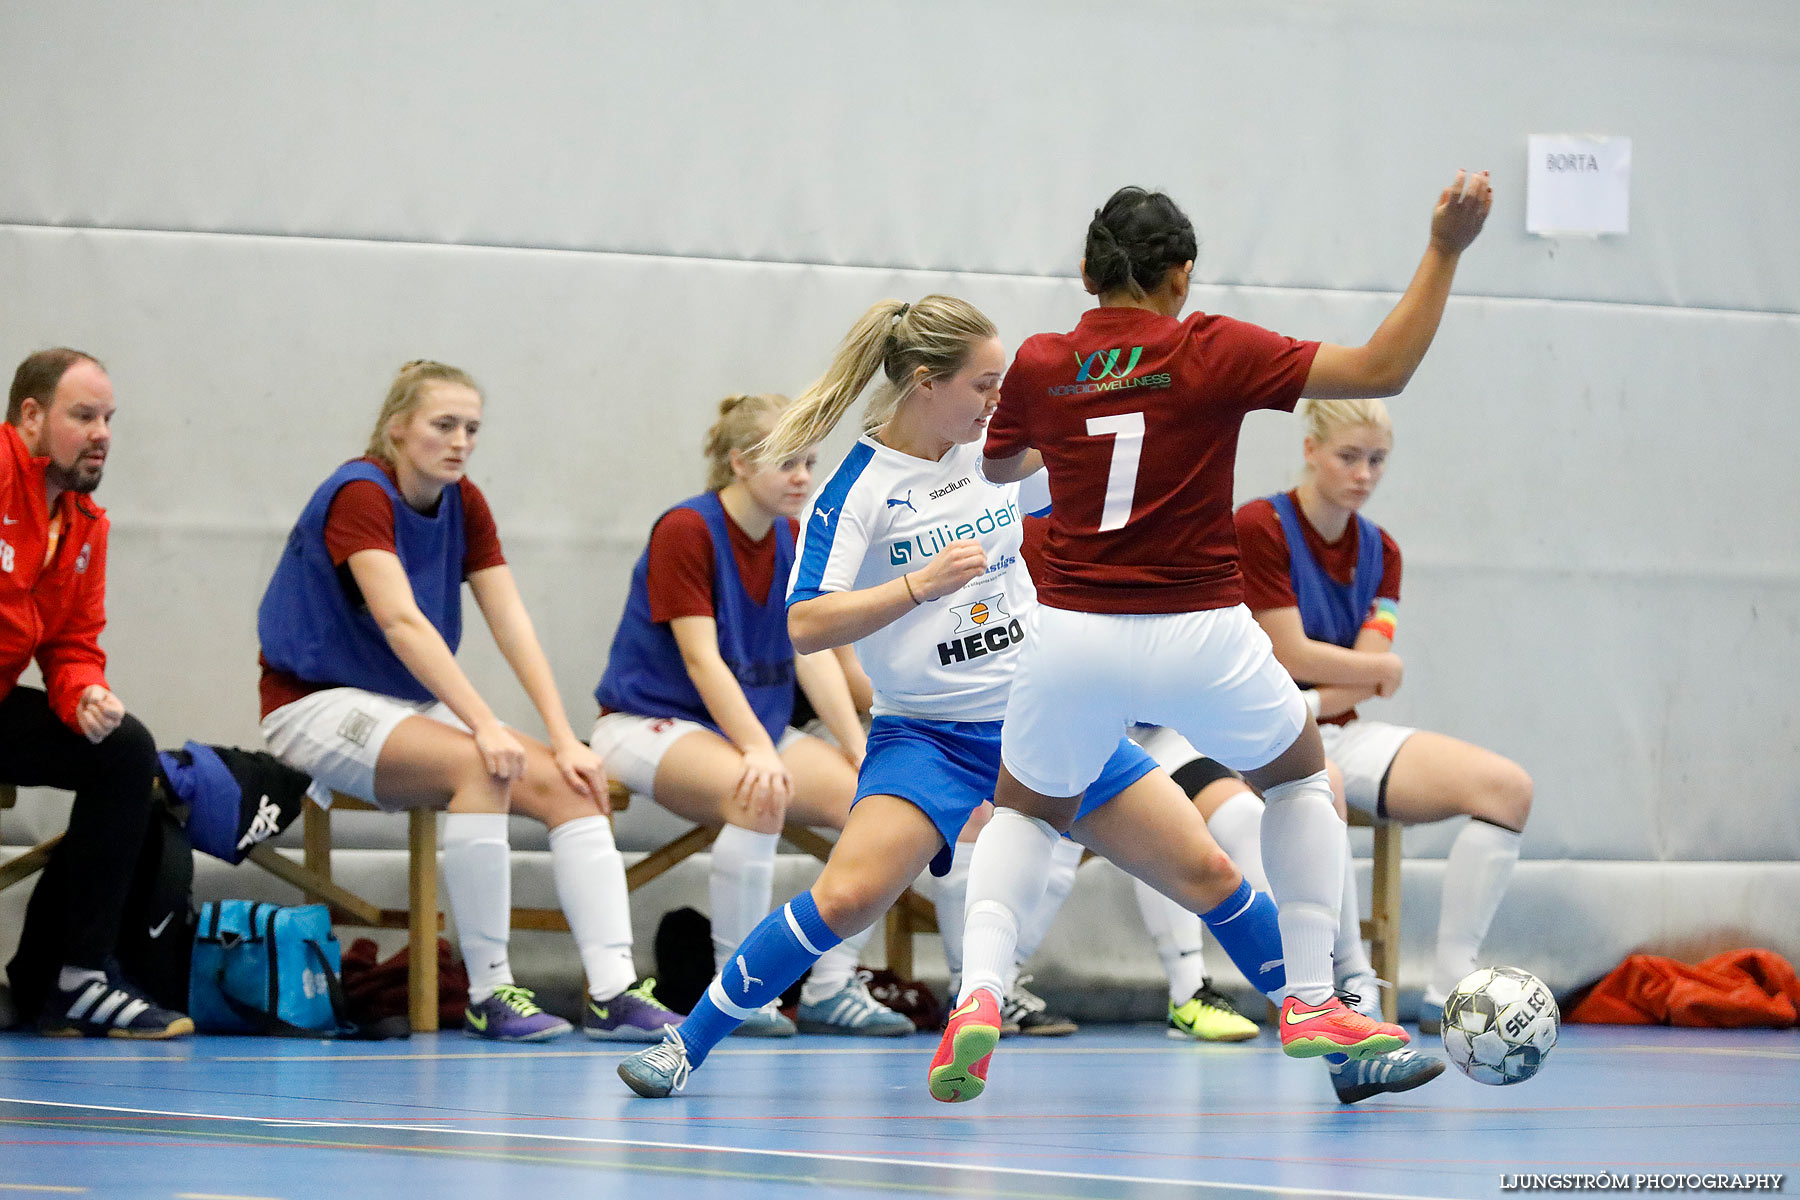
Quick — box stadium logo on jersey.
[885,491,917,513]
[928,477,970,500]
[1074,346,1144,382]
[948,593,1010,636]
[886,500,1020,566]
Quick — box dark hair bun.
[1085,187,1199,295]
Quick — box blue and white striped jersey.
[787,436,1047,722]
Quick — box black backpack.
[112,781,197,1012]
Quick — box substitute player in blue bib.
[1236,396,1532,1035]
[594,393,908,1037]
[258,360,652,1042]
[618,296,1286,1100]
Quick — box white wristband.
[1301,689,1322,719]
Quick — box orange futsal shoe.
[1278,994,1409,1060]
[929,988,1002,1103]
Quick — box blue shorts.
[854,715,1158,876]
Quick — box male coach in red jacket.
[1,348,191,1037]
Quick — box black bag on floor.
[110,782,196,1013]
[653,906,714,1016]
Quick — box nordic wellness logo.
[1076,346,1142,382]
[1049,345,1173,397]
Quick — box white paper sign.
[1527,135,1631,235]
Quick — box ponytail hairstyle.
[366,360,482,463]
[755,295,997,466]
[1084,187,1199,300]
[1301,396,1394,447]
[704,392,790,490]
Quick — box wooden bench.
[0,783,60,895]
[251,781,937,1033]
[1345,807,1402,1022]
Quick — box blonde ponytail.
[755,295,997,465]
[703,393,789,490]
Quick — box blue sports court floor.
[1,1024,1795,1199]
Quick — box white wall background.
[3,0,1796,1013]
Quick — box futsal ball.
[1439,966,1559,1085]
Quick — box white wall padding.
[4,0,1798,1007]
[3,2,1797,310]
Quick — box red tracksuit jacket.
[0,422,110,729]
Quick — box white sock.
[1206,790,1270,894]
[57,966,107,992]
[547,814,639,1000]
[709,824,780,975]
[1258,770,1342,1005]
[1009,838,1083,992]
[801,922,873,1004]
[1334,844,1377,989]
[959,808,1059,1006]
[442,812,514,1003]
[933,841,975,990]
[1428,819,1522,1002]
[1133,877,1207,1002]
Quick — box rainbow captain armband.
[1361,598,1398,641]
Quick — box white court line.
[0,1096,1455,1200]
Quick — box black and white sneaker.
[39,972,194,1040]
[1000,977,1078,1038]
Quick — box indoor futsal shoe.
[1000,977,1077,1037]
[795,973,912,1037]
[732,1000,797,1037]
[1167,978,1259,1042]
[1416,998,1445,1035]
[1328,1045,1447,1104]
[928,988,1002,1103]
[1277,994,1408,1060]
[38,972,193,1040]
[464,984,572,1042]
[585,977,680,1042]
[617,1028,692,1098]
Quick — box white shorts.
[590,711,805,797]
[1002,604,1306,797]
[1129,724,1201,776]
[1318,718,1417,818]
[260,687,468,810]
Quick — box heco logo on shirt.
[887,501,1020,565]
[1049,345,1173,397]
[937,592,1024,665]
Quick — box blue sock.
[676,889,843,1066]
[1199,879,1287,1000]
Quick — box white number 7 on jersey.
[1085,412,1145,532]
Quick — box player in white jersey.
[619,295,1285,1101]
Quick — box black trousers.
[1,686,157,1018]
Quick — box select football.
[1440,966,1559,1085]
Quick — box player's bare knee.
[810,877,879,938]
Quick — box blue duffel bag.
[190,901,349,1036]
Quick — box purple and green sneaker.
[463,984,572,1042]
[586,977,681,1042]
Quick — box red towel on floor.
[1565,949,1800,1028]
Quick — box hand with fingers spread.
[1431,169,1493,254]
[908,538,989,602]
[552,736,611,813]
[734,745,794,821]
[473,720,528,783]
